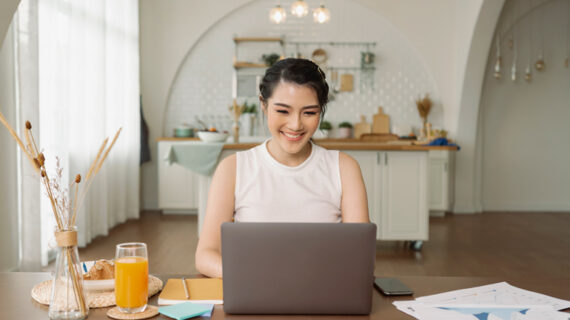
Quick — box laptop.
[221,222,377,315]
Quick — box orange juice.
[115,257,148,308]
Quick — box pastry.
[83,259,114,280]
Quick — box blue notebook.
[158,302,214,320]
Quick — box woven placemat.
[31,275,163,308]
[107,305,159,320]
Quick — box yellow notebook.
[158,278,223,305]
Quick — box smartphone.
[374,277,414,296]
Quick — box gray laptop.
[221,222,377,315]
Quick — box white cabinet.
[158,141,199,213]
[345,151,428,241]
[428,150,455,216]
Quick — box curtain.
[15,0,140,268]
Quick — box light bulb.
[291,0,309,17]
[270,5,287,24]
[313,5,330,24]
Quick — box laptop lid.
[221,222,377,315]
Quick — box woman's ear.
[259,96,268,115]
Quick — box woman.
[195,58,369,278]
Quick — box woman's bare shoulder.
[338,151,360,171]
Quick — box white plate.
[82,261,115,292]
[83,278,114,291]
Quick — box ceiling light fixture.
[313,4,331,24]
[269,4,287,24]
[291,0,309,18]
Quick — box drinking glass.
[115,243,148,313]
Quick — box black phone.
[374,277,414,296]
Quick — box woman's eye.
[304,111,317,116]
[276,110,288,114]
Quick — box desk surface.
[2,273,568,319]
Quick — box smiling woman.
[195,58,370,278]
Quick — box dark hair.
[259,58,329,117]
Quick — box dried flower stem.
[74,128,121,225]
[0,111,38,172]
[24,130,37,158]
[65,247,87,314]
[94,128,122,176]
[41,174,64,229]
[71,179,80,227]
[85,138,108,182]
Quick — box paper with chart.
[393,282,570,320]
[416,282,570,310]
[393,302,570,320]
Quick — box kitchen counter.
[156,137,459,151]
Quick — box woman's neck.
[266,139,313,167]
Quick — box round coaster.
[107,305,158,320]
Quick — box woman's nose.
[287,114,303,130]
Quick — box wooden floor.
[79,211,570,278]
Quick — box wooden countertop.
[157,137,459,151]
[5,273,569,319]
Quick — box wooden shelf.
[233,61,268,69]
[234,37,283,44]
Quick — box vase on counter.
[240,113,256,137]
[49,227,88,320]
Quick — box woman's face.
[263,81,321,159]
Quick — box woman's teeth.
[283,132,302,138]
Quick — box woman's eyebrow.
[273,103,320,110]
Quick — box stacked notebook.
[158,278,223,305]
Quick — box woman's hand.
[195,154,237,278]
[339,152,370,223]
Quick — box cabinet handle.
[384,153,388,166]
[444,163,448,172]
[376,152,380,165]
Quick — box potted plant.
[240,101,258,136]
[338,121,353,139]
[318,120,332,138]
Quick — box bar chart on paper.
[416,282,570,310]
[393,282,570,320]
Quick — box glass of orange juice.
[115,243,148,313]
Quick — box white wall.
[140,0,489,211]
[165,0,440,139]
[0,24,20,271]
[0,0,20,46]
[480,0,570,211]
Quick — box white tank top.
[234,140,342,223]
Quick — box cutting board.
[354,115,371,139]
[339,74,353,92]
[372,107,390,134]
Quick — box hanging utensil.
[511,38,518,82]
[494,35,502,79]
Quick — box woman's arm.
[339,152,370,223]
[195,154,237,278]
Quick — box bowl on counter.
[197,131,229,143]
[174,126,194,138]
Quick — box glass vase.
[49,228,89,320]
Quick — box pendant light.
[269,3,287,24]
[291,0,309,18]
[313,4,331,24]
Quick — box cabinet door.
[158,142,198,212]
[428,158,447,210]
[380,152,428,240]
[343,151,382,238]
